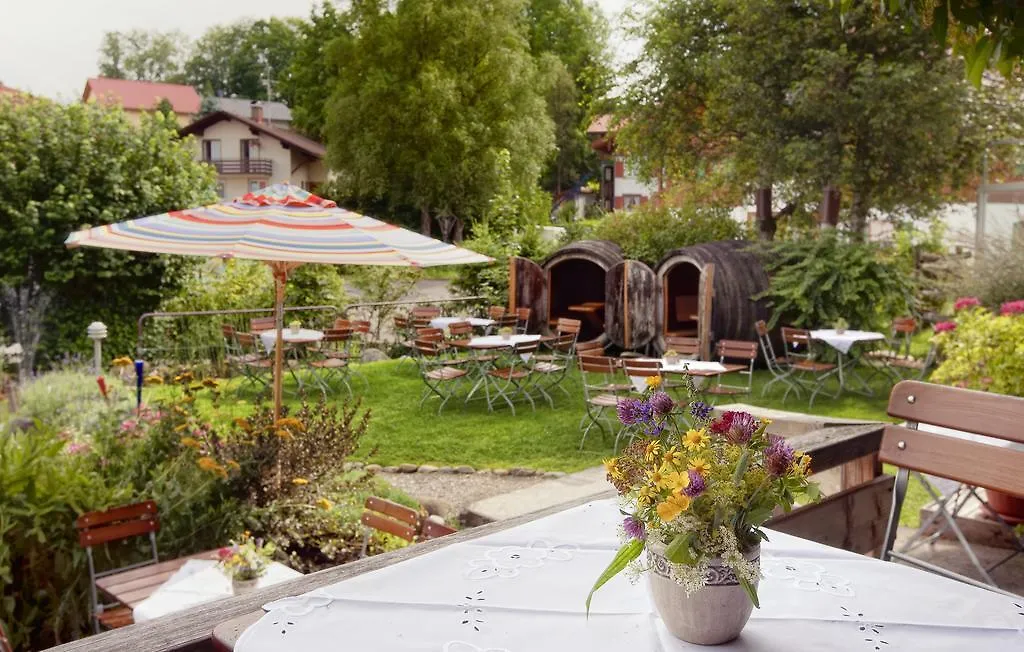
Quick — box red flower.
[217,547,233,560]
[96,376,108,399]
[934,321,957,333]
[999,300,1024,316]
[953,296,981,311]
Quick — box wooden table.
[96,549,221,611]
[567,302,605,330]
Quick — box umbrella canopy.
[66,184,491,417]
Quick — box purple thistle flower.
[712,411,758,445]
[623,516,646,541]
[650,392,674,416]
[683,469,706,497]
[765,434,796,477]
[689,400,712,422]
[616,398,643,425]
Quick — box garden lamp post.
[86,321,108,374]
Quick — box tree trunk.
[755,187,777,241]
[1,281,52,381]
[820,185,841,229]
[452,217,464,244]
[849,190,869,239]
[420,206,432,236]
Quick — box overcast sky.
[0,0,638,101]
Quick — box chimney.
[250,101,264,124]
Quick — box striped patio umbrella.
[66,183,491,417]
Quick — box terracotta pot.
[646,539,759,645]
[985,489,1024,525]
[232,577,260,595]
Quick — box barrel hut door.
[605,260,657,352]
[508,256,546,333]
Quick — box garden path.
[377,470,543,524]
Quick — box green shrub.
[14,369,132,437]
[757,231,915,330]
[931,305,1024,397]
[452,224,556,308]
[966,239,1024,310]
[345,266,423,344]
[592,202,741,265]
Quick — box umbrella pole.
[272,263,287,421]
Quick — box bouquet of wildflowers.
[218,532,276,581]
[587,378,819,610]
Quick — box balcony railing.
[203,159,273,176]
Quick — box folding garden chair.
[536,318,581,362]
[575,339,604,356]
[249,316,276,332]
[485,339,540,415]
[346,319,372,390]
[622,357,662,393]
[880,380,1024,596]
[577,355,629,450]
[411,305,442,330]
[531,332,576,407]
[487,305,507,320]
[703,339,757,402]
[662,335,700,359]
[414,339,470,414]
[309,329,354,398]
[883,342,939,381]
[76,501,161,632]
[754,320,801,400]
[781,327,839,406]
[515,307,532,334]
[494,313,519,332]
[234,332,272,388]
[360,496,421,558]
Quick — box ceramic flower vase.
[232,577,260,595]
[646,539,760,645]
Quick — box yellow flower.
[226,460,240,471]
[656,492,692,522]
[603,457,623,480]
[662,446,684,467]
[275,429,294,440]
[796,453,812,474]
[637,485,657,507]
[180,437,201,449]
[688,457,711,477]
[292,477,310,485]
[644,440,662,463]
[233,417,252,431]
[682,428,709,451]
[645,375,662,388]
[317,497,334,510]
[143,375,164,386]
[274,417,306,433]
[202,378,219,388]
[197,456,219,472]
[111,356,134,367]
[655,469,689,492]
[174,423,189,432]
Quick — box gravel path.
[378,471,543,523]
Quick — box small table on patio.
[216,497,1024,651]
[809,329,885,396]
[636,358,733,395]
[429,316,496,330]
[258,328,325,354]
[456,335,542,403]
[134,559,301,623]
[94,550,223,622]
[568,301,605,330]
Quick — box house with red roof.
[587,114,661,212]
[82,77,201,126]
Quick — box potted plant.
[218,532,276,595]
[663,349,680,365]
[588,383,819,645]
[832,317,848,335]
[498,326,514,341]
[289,319,302,335]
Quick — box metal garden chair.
[781,327,839,406]
[703,339,757,402]
[414,339,470,414]
[485,339,540,415]
[515,307,532,334]
[880,380,1024,596]
[234,332,273,388]
[309,329,354,397]
[249,316,276,332]
[531,332,576,407]
[754,320,801,400]
[577,355,629,450]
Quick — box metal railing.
[203,159,273,176]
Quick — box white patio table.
[632,359,730,393]
[134,559,301,623]
[234,498,1024,651]
[430,316,496,330]
[258,328,324,354]
[809,329,886,396]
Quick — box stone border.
[342,460,566,479]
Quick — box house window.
[248,179,267,193]
[622,194,644,209]
[240,139,260,161]
[201,139,221,161]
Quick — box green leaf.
[739,576,760,609]
[732,449,750,485]
[665,532,697,565]
[745,507,775,527]
[931,0,949,47]
[585,538,644,616]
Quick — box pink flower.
[120,419,138,432]
[999,300,1024,316]
[65,441,90,456]
[953,296,981,311]
[934,321,957,333]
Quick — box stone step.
[463,466,612,525]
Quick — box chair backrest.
[75,500,160,549]
[420,519,457,540]
[515,307,532,331]
[555,317,582,335]
[781,326,810,348]
[361,497,420,543]
[548,332,577,354]
[664,335,699,357]
[890,316,917,357]
[416,327,445,342]
[622,358,661,378]
[512,339,539,356]
[351,320,371,335]
[447,321,474,338]
[221,324,236,338]
[575,339,604,356]
[236,332,261,351]
[716,339,758,363]
[487,305,507,320]
[322,328,354,344]
[578,354,619,380]
[413,338,446,357]
[880,381,1024,498]
[754,320,785,370]
[411,306,442,319]
[333,318,352,330]
[394,315,410,330]
[250,316,275,332]
[495,314,519,329]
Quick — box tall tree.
[97,29,188,81]
[623,0,979,236]
[0,97,216,368]
[182,18,302,100]
[325,0,554,240]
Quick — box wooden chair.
[360,497,420,557]
[447,320,474,340]
[249,316,276,332]
[420,519,457,540]
[309,329,353,397]
[515,307,532,334]
[704,339,757,400]
[531,333,576,406]
[411,305,442,329]
[880,381,1024,594]
[781,327,839,406]
[234,333,272,388]
[76,501,161,632]
[578,355,629,450]
[486,340,540,415]
[494,314,519,331]
[414,339,470,413]
[487,305,507,320]
[754,320,801,400]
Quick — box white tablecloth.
[235,499,1023,651]
[629,359,729,392]
[431,317,496,329]
[259,328,324,353]
[134,559,301,622]
[809,329,885,355]
[467,335,541,348]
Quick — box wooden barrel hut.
[655,240,770,356]
[509,240,659,349]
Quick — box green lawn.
[150,359,928,525]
